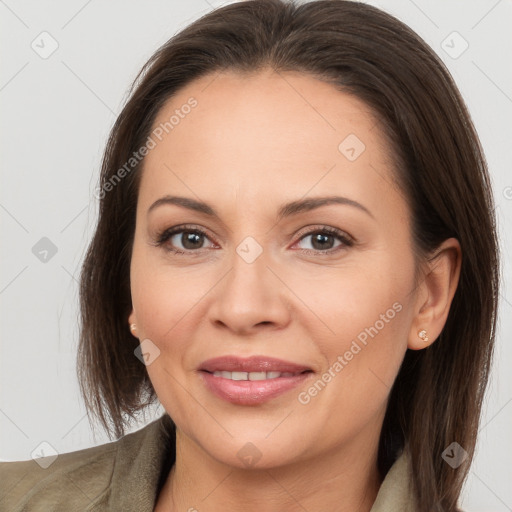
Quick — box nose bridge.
[209,233,290,332]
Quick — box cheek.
[129,257,206,414]
[290,274,409,436]
[131,267,204,342]
[285,252,412,394]
[130,246,220,378]
[285,249,411,341]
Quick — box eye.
[292,226,353,254]
[155,225,216,255]
[154,224,353,256]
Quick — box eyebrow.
[147,195,374,220]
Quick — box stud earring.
[418,329,429,342]
[130,324,137,332]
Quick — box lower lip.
[199,371,312,405]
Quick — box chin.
[200,433,307,471]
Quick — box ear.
[408,237,461,350]
[128,309,138,338]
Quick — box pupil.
[183,232,203,249]
[312,233,333,250]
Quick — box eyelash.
[154,224,354,257]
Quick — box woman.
[0,0,499,511]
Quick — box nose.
[208,244,292,336]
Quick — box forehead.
[138,69,405,222]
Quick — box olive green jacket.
[0,413,417,511]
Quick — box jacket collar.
[105,413,176,511]
[370,448,417,511]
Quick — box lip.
[198,356,313,405]
[199,355,312,373]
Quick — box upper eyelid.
[294,225,352,242]
[158,225,217,244]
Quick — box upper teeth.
[212,371,298,380]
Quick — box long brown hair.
[77,1,500,510]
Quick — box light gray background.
[1,0,511,510]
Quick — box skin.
[128,68,461,512]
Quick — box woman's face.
[129,69,420,469]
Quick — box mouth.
[198,355,314,405]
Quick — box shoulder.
[0,433,118,512]
[0,414,174,512]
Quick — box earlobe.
[407,237,462,350]
[128,310,138,338]
[408,328,430,350]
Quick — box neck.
[157,429,383,512]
